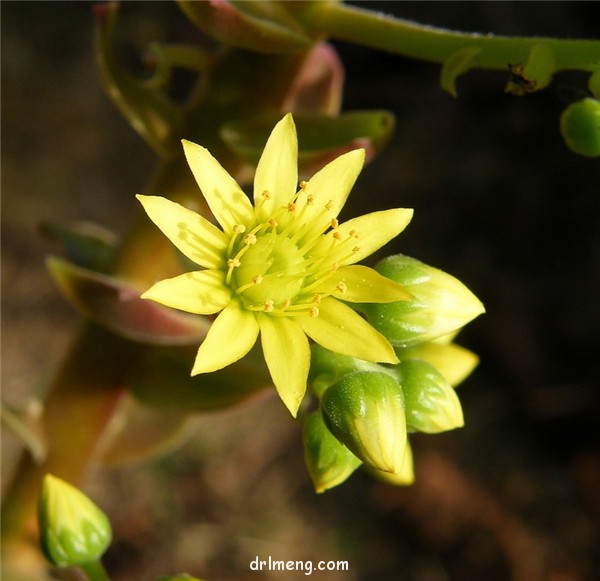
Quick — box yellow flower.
[137,114,413,416]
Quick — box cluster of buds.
[303,254,484,492]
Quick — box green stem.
[81,560,111,581]
[310,2,600,72]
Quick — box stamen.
[227,258,241,268]
[264,300,275,312]
[299,180,308,190]
[333,232,342,241]
[336,281,347,294]
[310,306,320,318]
[287,202,296,213]
[325,200,333,211]
[244,233,257,245]
[331,218,339,229]
[306,194,314,205]
[232,224,246,234]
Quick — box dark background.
[3,2,599,580]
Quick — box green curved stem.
[310,2,600,72]
[81,560,111,581]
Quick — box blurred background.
[2,2,599,579]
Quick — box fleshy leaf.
[99,395,199,466]
[47,256,209,344]
[129,344,271,411]
[220,111,395,175]
[40,221,117,273]
[94,3,184,156]
[177,0,312,54]
[1,400,47,463]
[283,42,344,115]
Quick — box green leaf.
[47,256,209,344]
[177,0,312,54]
[94,3,185,156]
[99,396,199,467]
[220,110,395,176]
[129,344,271,411]
[40,221,117,273]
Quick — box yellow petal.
[141,270,231,315]
[301,297,398,364]
[258,314,310,417]
[182,140,254,233]
[297,149,365,243]
[327,265,413,303]
[136,195,228,268]
[254,114,298,221]
[310,208,414,267]
[192,301,259,374]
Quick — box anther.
[268,218,278,229]
[262,190,271,200]
[348,229,358,238]
[264,300,274,312]
[282,299,291,310]
[336,282,347,294]
[310,306,320,318]
[252,275,263,285]
[352,246,360,254]
[330,218,339,229]
[299,180,307,190]
[244,234,257,245]
[312,294,322,305]
[306,194,314,205]
[232,224,246,234]
[227,258,241,268]
[333,232,342,241]
[325,200,334,211]
[287,202,296,213]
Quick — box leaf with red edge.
[47,256,209,345]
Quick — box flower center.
[233,234,305,307]
[223,185,360,317]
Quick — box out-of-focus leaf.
[94,3,185,156]
[99,395,199,466]
[129,344,271,411]
[221,110,395,176]
[1,400,47,463]
[283,43,344,115]
[177,0,312,54]
[40,221,117,273]
[47,256,209,345]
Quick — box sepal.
[303,410,362,493]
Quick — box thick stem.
[1,324,141,575]
[310,2,600,72]
[80,560,111,581]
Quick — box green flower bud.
[303,411,362,493]
[38,474,112,568]
[363,255,485,348]
[396,340,479,387]
[321,372,407,474]
[560,98,600,157]
[365,440,414,486]
[400,359,464,433]
[309,344,397,398]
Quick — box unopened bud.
[400,359,464,433]
[321,372,407,474]
[38,474,112,567]
[364,255,484,347]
